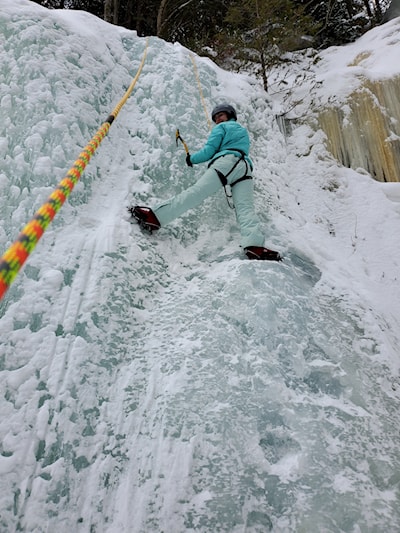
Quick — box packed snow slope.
[1,2,400,532]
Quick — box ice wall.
[318,75,400,182]
[1,3,400,532]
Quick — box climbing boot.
[245,246,282,262]
[129,206,161,232]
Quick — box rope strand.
[190,53,212,130]
[0,39,149,301]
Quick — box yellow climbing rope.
[175,53,212,156]
[0,39,149,301]
[110,40,148,121]
[189,53,212,130]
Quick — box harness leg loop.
[214,154,253,209]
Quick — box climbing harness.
[0,40,149,301]
[213,150,253,209]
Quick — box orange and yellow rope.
[0,39,148,300]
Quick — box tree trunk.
[256,0,268,91]
[124,0,134,29]
[104,0,114,23]
[136,0,145,35]
[361,0,373,18]
[113,0,119,25]
[260,48,268,92]
[157,0,169,36]
[344,0,354,18]
[104,0,119,24]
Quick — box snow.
[1,1,400,531]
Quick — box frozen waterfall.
[1,2,400,532]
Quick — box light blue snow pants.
[154,154,265,249]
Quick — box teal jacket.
[190,119,253,169]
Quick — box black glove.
[186,153,193,167]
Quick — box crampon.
[128,206,161,233]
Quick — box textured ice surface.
[1,2,400,532]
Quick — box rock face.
[318,73,400,182]
[274,18,400,183]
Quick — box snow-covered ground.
[1,1,400,531]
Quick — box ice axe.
[175,129,189,154]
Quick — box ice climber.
[131,103,281,261]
